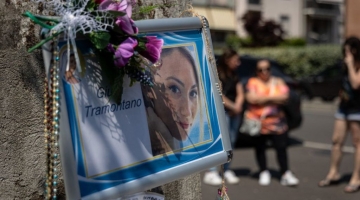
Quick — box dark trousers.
[224,114,242,171]
[254,132,289,174]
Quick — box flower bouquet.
[24,0,163,102]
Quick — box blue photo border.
[58,29,225,198]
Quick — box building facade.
[192,0,237,47]
[193,0,344,45]
[303,0,344,44]
[345,0,360,39]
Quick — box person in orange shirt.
[245,59,299,186]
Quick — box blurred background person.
[203,48,244,185]
[245,59,299,186]
[318,36,360,193]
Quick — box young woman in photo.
[142,46,201,156]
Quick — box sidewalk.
[201,146,360,200]
[201,103,360,200]
[301,98,338,112]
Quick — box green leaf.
[28,32,61,53]
[108,10,127,17]
[85,0,96,12]
[136,40,146,51]
[89,32,111,50]
[22,11,54,30]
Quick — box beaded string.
[197,15,223,96]
[180,7,230,199]
[217,165,229,200]
[180,6,223,97]
[195,14,230,200]
[44,31,60,200]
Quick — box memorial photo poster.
[59,28,227,199]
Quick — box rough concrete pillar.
[0,1,50,199]
[0,0,201,199]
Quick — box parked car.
[299,60,343,101]
[214,54,304,147]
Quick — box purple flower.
[139,36,163,63]
[99,0,118,11]
[115,15,138,35]
[99,0,133,17]
[99,0,138,35]
[126,0,136,17]
[95,0,105,4]
[118,0,133,17]
[106,44,115,53]
[114,37,138,68]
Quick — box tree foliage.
[241,45,342,78]
[241,11,284,47]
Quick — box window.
[280,15,290,36]
[305,0,336,9]
[211,30,227,44]
[248,0,261,5]
[318,3,335,10]
[209,0,235,7]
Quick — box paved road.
[201,100,360,200]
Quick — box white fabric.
[33,0,113,72]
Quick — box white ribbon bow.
[35,0,113,72]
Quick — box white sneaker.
[203,171,222,186]
[259,170,271,186]
[224,170,240,184]
[281,170,299,186]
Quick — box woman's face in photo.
[152,49,199,141]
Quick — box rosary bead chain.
[43,35,60,200]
